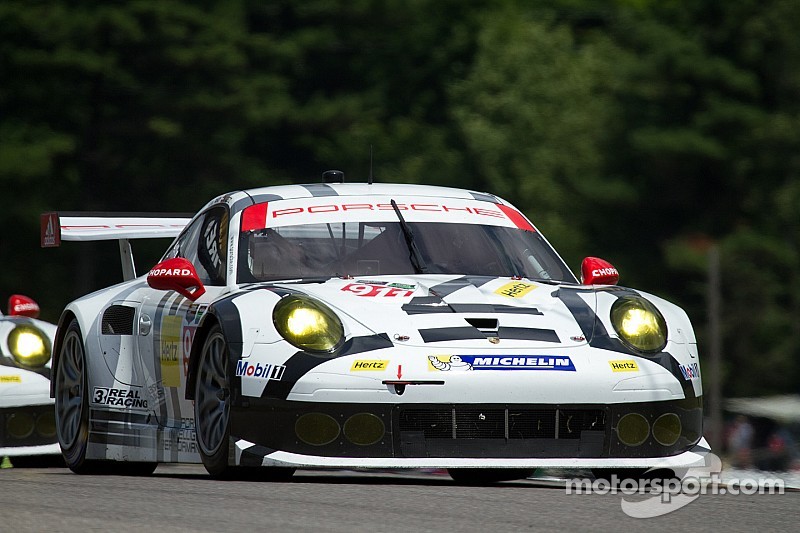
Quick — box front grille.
[400,406,605,440]
[0,405,57,448]
[509,409,557,439]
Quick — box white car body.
[44,181,708,477]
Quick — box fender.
[184,296,244,401]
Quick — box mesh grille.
[508,409,556,439]
[399,408,452,438]
[559,409,606,439]
[101,305,135,335]
[455,408,505,439]
[399,406,606,441]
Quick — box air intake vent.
[464,317,498,334]
[101,305,135,335]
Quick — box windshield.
[238,221,576,283]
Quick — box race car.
[1,294,59,463]
[42,176,708,481]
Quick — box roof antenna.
[368,144,374,185]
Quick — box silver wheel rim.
[196,331,229,456]
[55,330,84,449]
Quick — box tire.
[55,320,157,476]
[194,324,295,481]
[447,468,535,485]
[195,324,234,477]
[54,320,93,474]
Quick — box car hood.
[281,275,595,349]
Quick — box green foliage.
[0,0,798,396]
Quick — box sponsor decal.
[41,213,60,247]
[355,280,416,290]
[149,267,192,277]
[494,281,536,298]
[350,359,389,371]
[182,304,207,377]
[609,360,639,372]
[164,418,197,454]
[679,362,700,380]
[147,382,166,408]
[0,375,22,383]
[235,360,286,381]
[270,202,506,220]
[160,316,182,387]
[342,283,414,298]
[93,387,149,409]
[592,267,618,278]
[428,355,576,371]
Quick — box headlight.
[610,296,667,353]
[273,295,344,353]
[6,325,51,368]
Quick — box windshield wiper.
[390,199,427,274]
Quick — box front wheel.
[195,324,234,477]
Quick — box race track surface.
[1,465,796,532]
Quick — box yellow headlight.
[273,295,344,353]
[7,325,51,368]
[610,296,667,353]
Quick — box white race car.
[1,295,59,462]
[43,176,707,481]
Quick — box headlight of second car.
[7,325,51,368]
[273,295,344,353]
[610,296,667,353]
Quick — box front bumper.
[0,403,59,457]
[230,396,703,468]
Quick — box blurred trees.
[1,0,798,396]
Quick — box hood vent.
[464,317,499,335]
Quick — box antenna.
[368,145,374,185]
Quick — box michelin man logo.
[428,355,473,371]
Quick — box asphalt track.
[1,465,796,532]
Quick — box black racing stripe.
[427,276,495,298]
[401,301,542,315]
[90,409,152,425]
[88,431,155,447]
[497,327,560,343]
[470,191,499,203]
[419,327,485,343]
[300,183,339,197]
[232,193,284,214]
[238,444,277,466]
[261,333,393,400]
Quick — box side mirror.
[147,258,207,301]
[581,257,619,286]
[8,294,41,318]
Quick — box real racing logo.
[93,387,149,409]
[235,360,286,381]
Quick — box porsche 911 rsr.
[43,178,708,481]
[1,295,59,461]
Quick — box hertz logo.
[609,360,639,372]
[494,281,536,298]
[351,360,389,371]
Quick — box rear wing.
[41,212,192,281]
